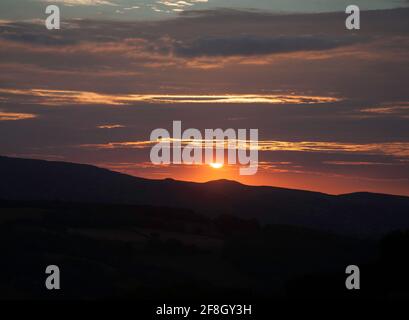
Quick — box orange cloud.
[78,139,409,158]
[0,111,36,121]
[97,124,125,129]
[0,88,341,106]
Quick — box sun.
[209,162,224,169]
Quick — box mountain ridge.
[2,155,406,197]
[1,155,408,236]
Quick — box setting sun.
[209,162,224,169]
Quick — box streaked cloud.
[78,139,409,158]
[0,88,341,106]
[173,35,366,58]
[158,0,208,10]
[97,124,125,129]
[323,161,399,166]
[360,102,409,116]
[40,0,117,6]
[0,110,36,121]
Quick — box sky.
[1,1,408,21]
[0,1,409,195]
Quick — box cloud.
[78,139,409,158]
[0,110,36,121]
[0,8,406,74]
[0,88,341,106]
[323,161,397,166]
[97,124,125,129]
[40,0,117,6]
[158,0,208,9]
[360,102,409,117]
[173,35,366,58]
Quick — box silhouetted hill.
[1,199,407,301]
[1,155,408,236]
[0,199,377,300]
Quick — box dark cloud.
[172,35,366,58]
[1,8,408,46]
[0,23,77,45]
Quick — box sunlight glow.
[209,162,223,169]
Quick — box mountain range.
[1,155,408,236]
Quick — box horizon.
[2,154,409,197]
